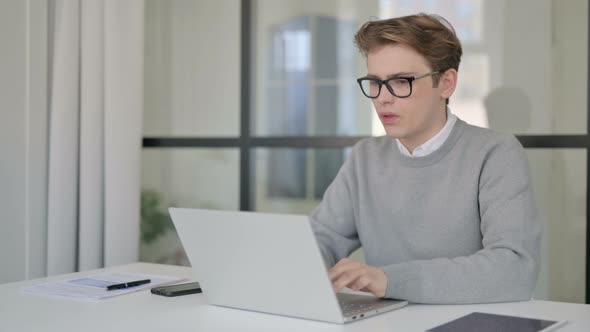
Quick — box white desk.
[1,262,589,331]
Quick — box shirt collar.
[396,107,458,158]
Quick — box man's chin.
[384,128,404,139]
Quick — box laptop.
[169,208,408,324]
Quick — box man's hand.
[328,258,388,298]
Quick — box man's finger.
[351,275,371,292]
[332,269,364,293]
[328,259,357,281]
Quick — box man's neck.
[400,106,448,155]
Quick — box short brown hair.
[354,13,463,83]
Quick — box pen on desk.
[106,279,151,291]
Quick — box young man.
[310,14,540,304]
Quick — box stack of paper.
[23,272,185,301]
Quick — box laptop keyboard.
[337,293,384,316]
[337,293,407,319]
[340,302,375,316]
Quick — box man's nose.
[376,86,396,104]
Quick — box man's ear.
[439,69,458,100]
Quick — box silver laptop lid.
[169,208,345,323]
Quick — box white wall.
[552,0,587,133]
[143,0,241,137]
[140,0,242,264]
[0,0,48,283]
[142,0,241,207]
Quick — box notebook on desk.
[169,208,407,324]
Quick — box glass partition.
[253,0,587,136]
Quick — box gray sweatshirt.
[310,118,541,304]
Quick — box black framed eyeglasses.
[356,71,439,99]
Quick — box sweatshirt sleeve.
[382,136,541,304]
[309,150,361,268]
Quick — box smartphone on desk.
[151,282,202,297]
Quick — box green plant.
[140,190,175,244]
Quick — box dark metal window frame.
[142,0,590,304]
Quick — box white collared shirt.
[396,108,457,157]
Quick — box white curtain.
[47,0,144,275]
